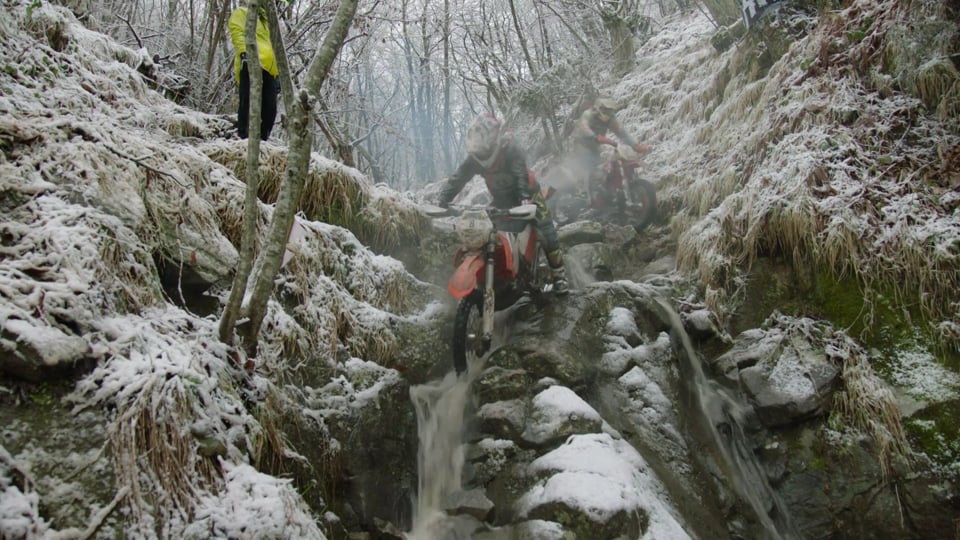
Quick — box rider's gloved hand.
[597,135,615,146]
[632,142,651,154]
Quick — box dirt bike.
[427,202,554,375]
[548,143,657,231]
[585,143,657,230]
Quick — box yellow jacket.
[228,7,278,81]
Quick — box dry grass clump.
[96,223,164,311]
[829,334,912,480]
[201,142,367,227]
[199,167,272,253]
[201,142,427,255]
[113,385,219,519]
[252,217,419,370]
[356,194,429,254]
[72,347,230,529]
[68,312,266,532]
[250,388,308,473]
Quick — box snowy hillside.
[1,3,434,537]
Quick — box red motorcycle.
[588,143,657,230]
[429,202,553,375]
[547,144,657,231]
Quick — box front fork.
[481,242,496,351]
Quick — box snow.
[2,318,88,365]
[1,3,429,537]
[521,386,602,445]
[0,447,46,539]
[606,306,639,338]
[519,433,690,540]
[184,461,325,539]
[888,345,960,404]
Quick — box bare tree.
[220,0,360,355]
[218,0,264,345]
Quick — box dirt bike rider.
[571,97,651,204]
[437,114,569,295]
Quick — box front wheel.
[452,290,484,375]
[628,178,657,231]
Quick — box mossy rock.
[904,399,960,473]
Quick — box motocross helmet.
[465,114,502,163]
[593,97,620,122]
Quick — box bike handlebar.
[436,204,538,221]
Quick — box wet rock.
[0,321,94,382]
[483,461,539,526]
[0,399,116,532]
[444,488,494,521]
[476,367,535,404]
[497,338,592,389]
[372,517,405,539]
[466,438,521,486]
[558,221,604,246]
[778,425,959,540]
[605,306,644,348]
[477,399,527,441]
[738,334,840,427]
[565,242,613,282]
[522,497,645,540]
[681,308,721,340]
[711,321,841,428]
[474,519,573,540]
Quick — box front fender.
[448,253,485,299]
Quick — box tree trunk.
[218,0,264,346]
[317,98,355,167]
[441,0,452,172]
[699,0,743,27]
[203,0,232,78]
[507,0,537,79]
[418,4,435,182]
[602,9,635,77]
[237,0,360,355]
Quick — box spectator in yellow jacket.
[228,5,281,140]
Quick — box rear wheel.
[452,290,484,375]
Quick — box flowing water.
[406,370,473,539]
[404,292,800,539]
[655,297,801,540]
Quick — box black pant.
[237,63,279,140]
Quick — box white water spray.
[406,371,471,539]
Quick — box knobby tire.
[452,290,483,375]
[631,178,657,231]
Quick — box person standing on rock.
[228,2,285,140]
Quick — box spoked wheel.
[628,177,657,231]
[452,290,485,375]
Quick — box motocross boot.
[546,249,569,295]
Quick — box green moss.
[904,400,960,470]
[812,272,960,371]
[28,383,57,407]
[808,454,828,471]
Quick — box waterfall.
[406,372,470,538]
[655,297,800,540]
